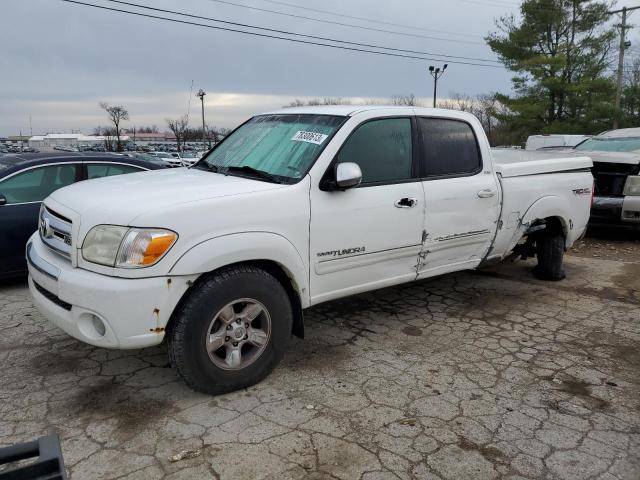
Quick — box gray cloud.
[2,0,637,135]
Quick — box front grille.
[33,281,72,311]
[39,206,73,258]
[592,162,640,197]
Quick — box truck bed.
[491,149,592,177]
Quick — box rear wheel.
[533,231,566,281]
[168,265,292,395]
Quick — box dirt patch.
[557,378,611,411]
[611,263,640,297]
[29,350,95,376]
[401,325,423,336]
[68,380,177,437]
[568,231,640,262]
[586,331,640,369]
[458,436,508,464]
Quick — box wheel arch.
[166,232,308,339]
[520,196,572,245]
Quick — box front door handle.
[395,197,418,208]
[477,189,497,198]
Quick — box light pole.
[197,89,207,150]
[428,64,448,108]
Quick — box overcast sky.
[1,0,638,135]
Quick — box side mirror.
[335,162,362,190]
[0,194,6,206]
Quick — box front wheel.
[168,265,293,395]
[533,232,566,281]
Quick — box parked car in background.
[122,152,173,167]
[180,151,202,166]
[525,134,591,151]
[572,128,640,228]
[26,106,592,394]
[146,151,183,167]
[0,153,166,279]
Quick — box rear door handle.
[477,189,497,198]
[395,197,418,208]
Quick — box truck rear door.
[416,116,500,276]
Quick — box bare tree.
[101,127,117,151]
[286,99,305,108]
[99,102,129,151]
[391,94,422,106]
[284,97,351,108]
[437,92,475,112]
[166,115,189,152]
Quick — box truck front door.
[417,116,501,277]
[309,116,425,304]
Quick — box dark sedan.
[0,153,167,279]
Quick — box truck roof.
[598,127,640,138]
[264,105,474,118]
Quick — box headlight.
[623,175,640,196]
[82,225,177,268]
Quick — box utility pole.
[610,6,640,129]
[197,89,207,151]
[428,64,448,108]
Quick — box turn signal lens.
[115,229,177,268]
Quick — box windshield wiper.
[226,165,282,183]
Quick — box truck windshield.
[197,114,345,183]
[575,137,640,153]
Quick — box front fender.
[168,231,310,307]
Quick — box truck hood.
[47,167,285,226]
[572,150,640,165]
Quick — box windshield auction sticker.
[291,131,328,145]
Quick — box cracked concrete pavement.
[0,235,638,479]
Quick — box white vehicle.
[572,128,640,227]
[525,134,591,151]
[146,151,182,167]
[26,106,593,394]
[180,152,202,167]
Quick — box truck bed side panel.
[488,170,593,261]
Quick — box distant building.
[29,133,130,150]
[124,131,177,143]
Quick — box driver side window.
[336,118,413,184]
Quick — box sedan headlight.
[623,175,640,196]
[82,225,177,268]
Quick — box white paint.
[27,106,593,349]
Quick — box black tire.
[168,265,293,395]
[533,232,566,281]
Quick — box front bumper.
[26,235,196,349]
[590,195,640,226]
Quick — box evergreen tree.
[486,0,616,138]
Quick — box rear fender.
[520,195,572,246]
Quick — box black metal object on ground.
[0,434,67,479]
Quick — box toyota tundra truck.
[26,106,593,394]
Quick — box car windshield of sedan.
[575,137,640,153]
[197,114,345,183]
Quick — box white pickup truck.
[27,106,593,394]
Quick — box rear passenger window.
[337,118,413,184]
[87,163,142,179]
[418,118,481,177]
